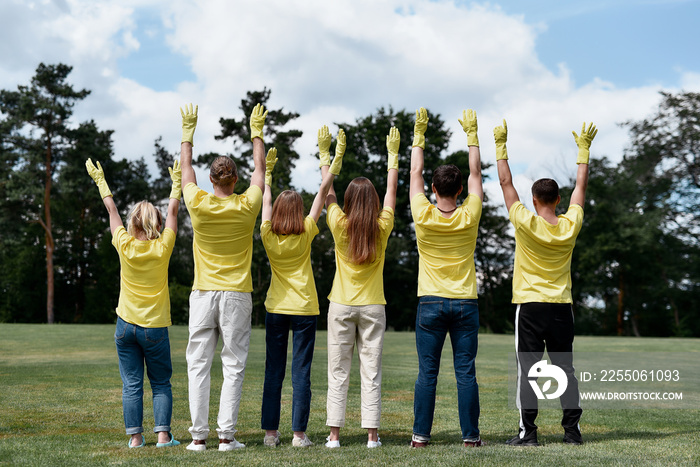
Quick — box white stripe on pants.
[326,302,385,429]
[186,290,252,440]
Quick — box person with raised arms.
[409,107,484,448]
[85,157,182,449]
[179,103,267,452]
[259,129,344,448]
[494,119,597,446]
[323,126,399,449]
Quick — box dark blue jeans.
[413,296,480,441]
[114,317,173,435]
[261,312,317,432]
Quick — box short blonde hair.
[126,201,163,240]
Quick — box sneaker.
[367,437,381,448]
[292,434,313,447]
[563,434,584,445]
[186,439,207,451]
[156,433,181,448]
[219,437,245,451]
[264,431,281,447]
[506,432,540,446]
[325,436,340,448]
[463,438,485,447]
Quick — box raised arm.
[570,122,597,207]
[165,159,181,233]
[317,125,338,209]
[458,109,483,201]
[385,126,400,210]
[249,103,268,191]
[180,104,198,187]
[493,119,520,211]
[410,107,429,200]
[310,129,344,221]
[262,148,277,222]
[86,158,123,234]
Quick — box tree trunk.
[44,137,55,324]
[616,272,625,336]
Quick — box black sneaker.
[563,434,583,445]
[506,433,540,446]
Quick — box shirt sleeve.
[242,185,263,213]
[509,201,532,230]
[565,204,584,235]
[161,227,176,253]
[410,193,430,222]
[183,182,202,210]
[111,226,128,250]
[379,207,395,233]
[305,216,320,238]
[464,193,483,222]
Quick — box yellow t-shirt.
[411,193,482,299]
[327,203,394,306]
[261,216,320,315]
[183,183,262,292]
[112,226,176,328]
[509,201,584,303]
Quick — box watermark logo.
[528,360,567,400]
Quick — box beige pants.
[326,302,386,429]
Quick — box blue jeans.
[413,296,480,441]
[261,312,317,432]
[115,317,173,435]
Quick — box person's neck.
[213,184,235,198]
[435,196,458,218]
[536,206,559,225]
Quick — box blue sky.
[1,0,699,198]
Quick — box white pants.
[186,290,252,440]
[326,302,385,429]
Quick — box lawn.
[0,324,698,466]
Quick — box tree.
[0,63,90,323]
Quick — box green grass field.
[0,324,698,466]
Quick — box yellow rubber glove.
[412,107,428,149]
[329,129,346,176]
[458,109,479,147]
[181,103,198,146]
[265,148,277,186]
[318,125,332,167]
[572,122,598,164]
[85,158,112,199]
[250,103,268,142]
[386,126,400,171]
[168,160,182,200]
[493,119,508,161]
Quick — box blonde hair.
[271,190,305,235]
[127,201,163,240]
[344,177,381,265]
[210,156,237,187]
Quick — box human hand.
[180,103,198,146]
[168,159,182,200]
[265,148,277,186]
[386,126,400,171]
[572,122,598,164]
[318,125,332,167]
[412,107,428,149]
[458,109,479,147]
[329,129,345,175]
[85,158,113,199]
[493,119,508,161]
[250,103,268,142]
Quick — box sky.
[2,0,699,203]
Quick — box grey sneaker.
[263,431,281,447]
[292,433,313,447]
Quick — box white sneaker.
[325,436,340,448]
[367,437,382,448]
[264,431,281,447]
[186,440,207,451]
[292,434,313,447]
[219,437,245,451]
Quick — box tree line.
[1,63,698,336]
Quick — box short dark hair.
[531,178,559,205]
[432,165,462,197]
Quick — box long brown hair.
[344,177,381,264]
[271,190,305,235]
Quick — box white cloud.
[1,0,698,197]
